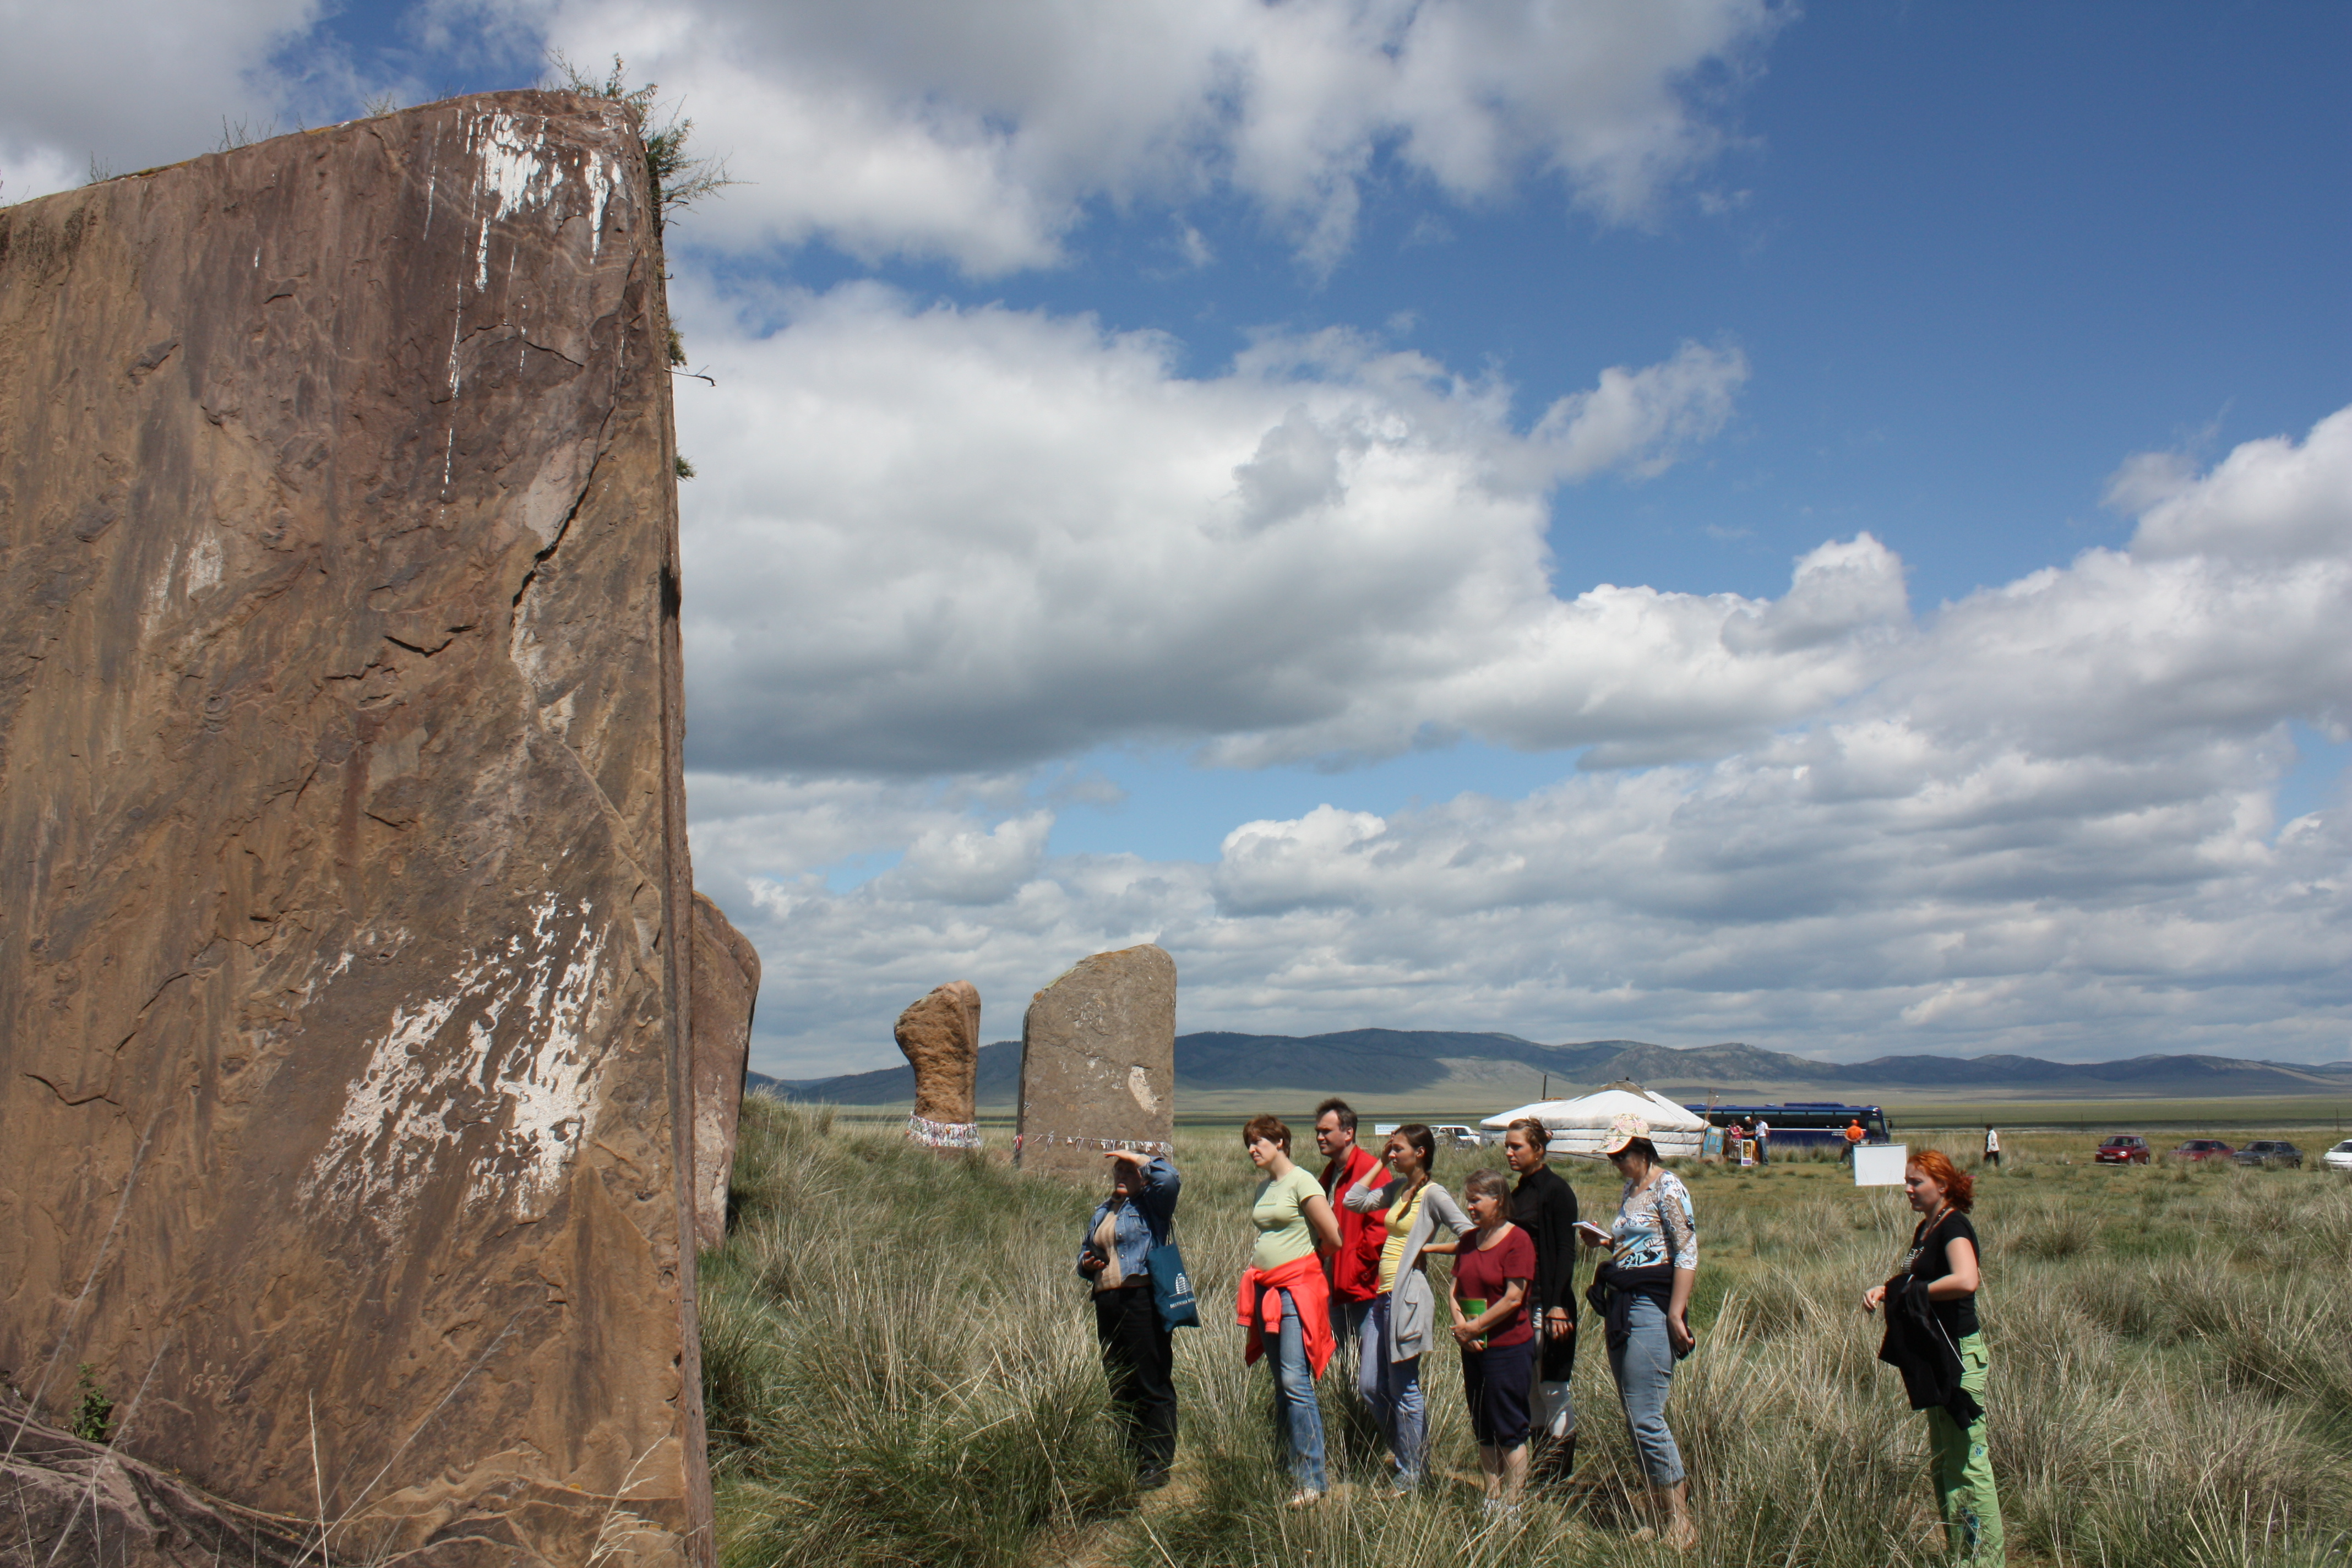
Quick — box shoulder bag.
[1144,1208,1200,1331]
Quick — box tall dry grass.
[705,1104,2352,1567]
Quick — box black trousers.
[1094,1282,1177,1472]
[1537,1308,1577,1383]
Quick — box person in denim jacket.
[1078,1148,1182,1487]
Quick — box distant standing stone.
[691,892,763,1251]
[1017,945,1177,1179]
[897,981,983,1148]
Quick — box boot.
[1632,1482,1696,1551]
[1662,1479,1697,1551]
[1534,1433,1577,1486]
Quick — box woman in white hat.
[1580,1111,1700,1550]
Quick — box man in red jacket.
[1314,1097,1387,1381]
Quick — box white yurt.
[1479,1081,1707,1161]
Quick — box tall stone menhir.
[692,893,763,1250]
[895,980,983,1150]
[0,95,733,1565]
[1016,945,1177,1180]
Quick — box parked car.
[1431,1124,1483,1150]
[2234,1140,2302,1168]
[2172,1139,2235,1163]
[2095,1135,2151,1164]
[2323,1140,2352,1174]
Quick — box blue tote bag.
[1145,1211,1199,1330]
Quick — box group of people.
[1074,1104,2003,1562]
[1718,1115,1771,1163]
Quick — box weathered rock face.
[895,981,982,1146]
[3,1393,312,1567]
[1015,947,1176,1180]
[689,892,760,1251]
[0,95,710,1565]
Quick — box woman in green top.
[1243,1114,1342,1504]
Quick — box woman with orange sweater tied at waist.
[1236,1114,1344,1506]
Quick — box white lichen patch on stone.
[301,894,616,1237]
[462,108,623,291]
[186,530,223,597]
[1127,1066,1159,1115]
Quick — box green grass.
[704,1106,2352,1566]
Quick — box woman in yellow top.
[1342,1123,1471,1493]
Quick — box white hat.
[1599,1112,1649,1156]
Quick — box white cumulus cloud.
[677,284,1785,776]
[455,0,1784,270]
[686,407,2352,1075]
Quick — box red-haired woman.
[1863,1148,2004,1564]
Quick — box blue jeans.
[1355,1295,1425,1484]
[1334,1295,1374,1382]
[1259,1285,1327,1493]
[1607,1293,1685,1487]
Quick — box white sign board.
[1853,1143,1909,1187]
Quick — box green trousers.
[1925,1332,2005,1564]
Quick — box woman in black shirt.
[1500,1118,1580,1481]
[1863,1147,2004,1564]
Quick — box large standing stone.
[690,892,761,1251]
[1015,946,1177,1180]
[895,981,982,1149]
[0,94,710,1565]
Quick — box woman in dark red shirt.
[1449,1167,1537,1519]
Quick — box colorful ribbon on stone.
[907,1113,983,1149]
[1011,1132,1174,1157]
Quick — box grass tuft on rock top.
[703,1104,2352,1567]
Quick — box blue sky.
[6,1,2347,1074]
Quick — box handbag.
[1144,1212,1199,1331]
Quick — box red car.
[2095,1135,2151,1164]
[2173,1139,2235,1162]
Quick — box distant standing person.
[1237,1114,1343,1506]
[1582,1113,1699,1551]
[1863,1150,2004,1565]
[1843,1118,1866,1163]
[1983,1126,2001,1168]
[1313,1097,1387,1379]
[1752,1115,1771,1166]
[1076,1148,1183,1487]
[1501,1117,1581,1480]
[1450,1168,1538,1519]
[1344,1123,1472,1494]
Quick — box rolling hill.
[748,1030,2352,1109]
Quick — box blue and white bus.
[1683,1102,1894,1151]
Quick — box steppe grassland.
[701,1101,2352,1567]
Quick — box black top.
[1510,1164,1580,1315]
[1902,1210,1980,1340]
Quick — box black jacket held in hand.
[1876,1275,1982,1427]
[1586,1260,1684,1355]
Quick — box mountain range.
[748,1029,2352,1108]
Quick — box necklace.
[1912,1202,1950,1255]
